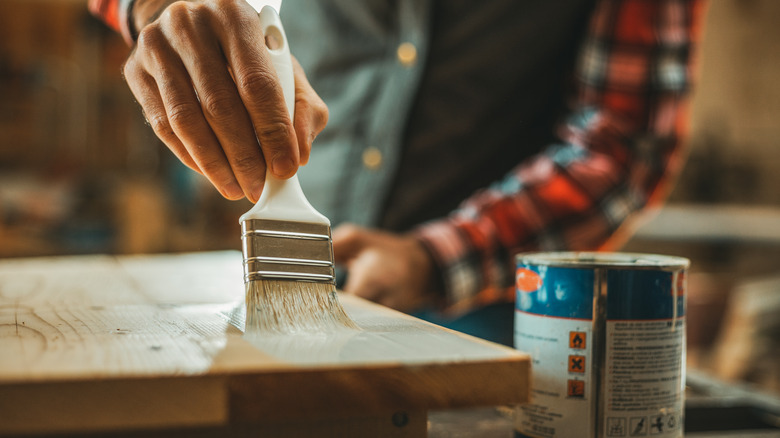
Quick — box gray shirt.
[282,0,594,231]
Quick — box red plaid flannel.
[88,0,136,45]
[416,0,706,314]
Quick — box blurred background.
[1,0,778,394]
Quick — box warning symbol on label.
[568,355,585,373]
[630,416,647,436]
[650,415,664,435]
[569,331,586,349]
[666,414,678,430]
[607,417,626,436]
[567,379,585,398]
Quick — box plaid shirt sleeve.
[88,0,137,45]
[414,0,706,315]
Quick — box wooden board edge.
[227,357,531,423]
[0,375,229,436]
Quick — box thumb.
[340,250,384,302]
[331,223,371,264]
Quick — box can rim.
[515,251,690,270]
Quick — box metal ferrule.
[241,219,335,284]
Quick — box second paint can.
[514,252,689,438]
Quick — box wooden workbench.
[0,251,529,437]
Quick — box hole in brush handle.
[264,25,284,50]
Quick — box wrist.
[410,235,446,307]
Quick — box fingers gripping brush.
[240,4,357,334]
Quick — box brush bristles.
[245,279,359,334]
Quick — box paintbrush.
[240,3,357,334]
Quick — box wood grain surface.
[0,251,529,436]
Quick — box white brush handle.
[239,5,329,225]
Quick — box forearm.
[414,108,686,315]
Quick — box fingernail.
[249,179,264,203]
[224,181,243,199]
[272,156,296,177]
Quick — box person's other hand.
[332,224,441,313]
[123,0,328,202]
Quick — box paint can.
[514,252,689,438]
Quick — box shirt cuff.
[118,0,139,46]
[413,219,483,314]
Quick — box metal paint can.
[514,252,689,438]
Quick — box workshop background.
[1,0,779,394]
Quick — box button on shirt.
[396,42,417,67]
[90,0,705,315]
[281,0,433,229]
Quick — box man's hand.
[332,224,441,313]
[123,0,328,202]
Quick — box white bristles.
[245,279,359,335]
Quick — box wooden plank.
[1,379,427,437]
[228,360,527,422]
[0,251,530,435]
[0,377,228,435]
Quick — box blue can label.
[514,257,686,438]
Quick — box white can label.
[514,265,686,438]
